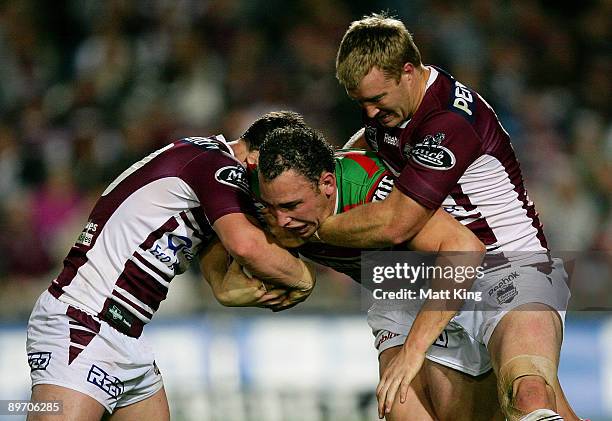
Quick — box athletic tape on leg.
[498,355,557,421]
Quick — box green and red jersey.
[250,149,394,283]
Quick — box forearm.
[199,240,231,295]
[317,201,394,247]
[317,189,433,248]
[214,213,314,292]
[402,306,456,354]
[234,232,311,290]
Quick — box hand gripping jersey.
[363,66,547,252]
[48,136,254,336]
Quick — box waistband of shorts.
[48,284,144,339]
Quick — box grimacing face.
[259,169,336,239]
[348,64,421,128]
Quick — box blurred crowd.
[0,0,610,317]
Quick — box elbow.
[444,232,485,253]
[215,292,237,307]
[225,238,259,265]
[462,232,485,253]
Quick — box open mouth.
[378,112,393,125]
[289,225,311,236]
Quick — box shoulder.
[335,149,385,179]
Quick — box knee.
[497,355,559,420]
[512,376,555,412]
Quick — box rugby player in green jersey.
[251,125,503,420]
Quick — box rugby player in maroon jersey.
[312,12,579,421]
[26,112,315,421]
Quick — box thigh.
[107,387,169,421]
[28,384,106,421]
[487,303,563,373]
[379,346,436,421]
[424,362,503,421]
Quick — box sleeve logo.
[214,165,250,193]
[410,132,456,170]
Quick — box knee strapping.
[497,355,557,421]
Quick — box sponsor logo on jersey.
[214,166,250,193]
[383,133,398,146]
[371,175,394,202]
[153,360,161,376]
[76,221,98,247]
[28,352,52,371]
[411,132,456,170]
[449,80,476,122]
[376,330,400,349]
[365,125,378,151]
[103,301,135,332]
[432,330,449,348]
[150,233,195,272]
[87,364,124,398]
[488,271,520,304]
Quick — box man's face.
[259,169,335,239]
[348,65,416,128]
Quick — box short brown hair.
[241,111,307,151]
[336,12,422,91]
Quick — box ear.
[402,62,417,75]
[319,172,336,197]
[246,150,260,166]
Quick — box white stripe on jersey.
[129,252,172,288]
[444,154,545,251]
[113,285,156,315]
[102,143,175,196]
[59,177,202,318]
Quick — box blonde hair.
[336,12,422,91]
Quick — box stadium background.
[0,0,610,419]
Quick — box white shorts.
[368,257,570,377]
[26,290,164,413]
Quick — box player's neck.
[411,66,430,116]
[229,139,249,166]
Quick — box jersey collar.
[214,135,234,156]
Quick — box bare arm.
[199,239,289,307]
[376,208,485,417]
[342,128,370,149]
[401,208,485,351]
[317,186,435,247]
[213,212,314,291]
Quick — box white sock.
[518,409,563,421]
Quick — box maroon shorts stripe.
[65,306,100,364]
[70,328,96,347]
[66,306,101,333]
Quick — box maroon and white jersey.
[363,66,546,252]
[49,135,254,331]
